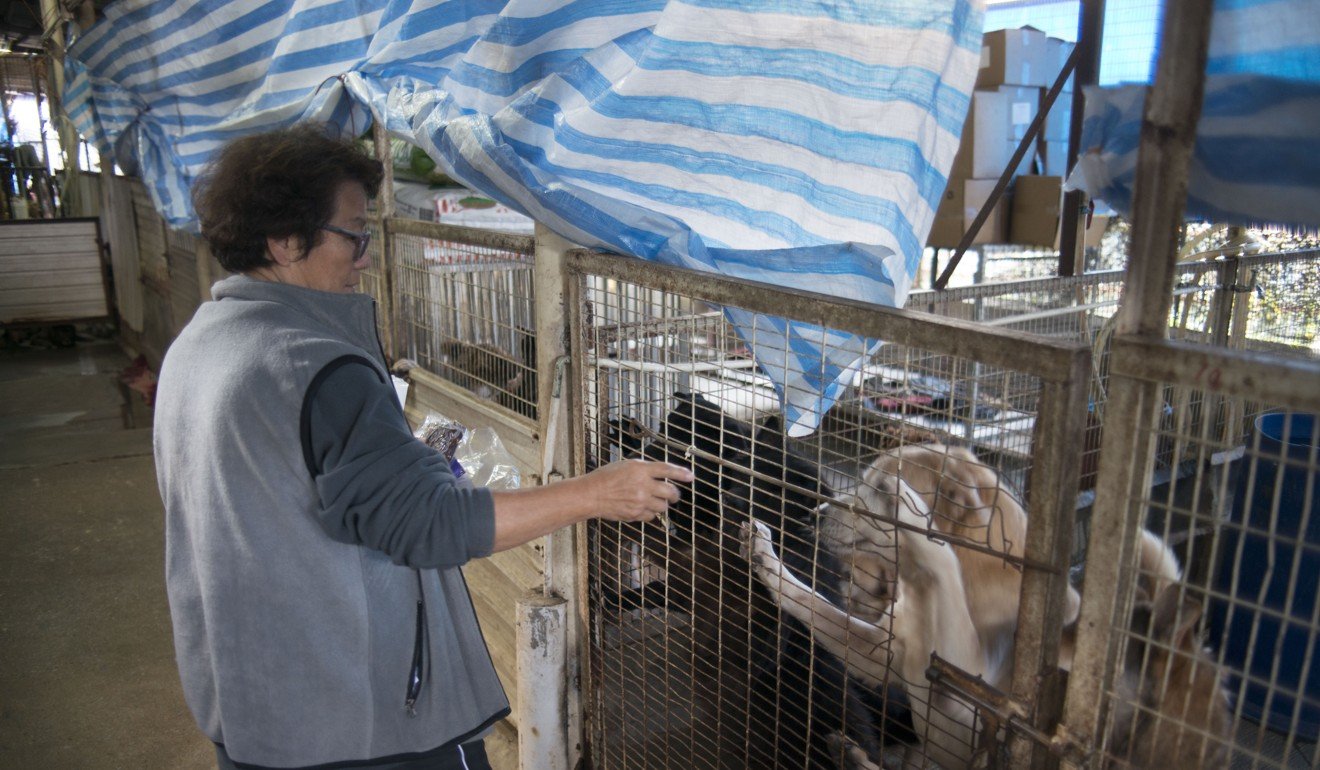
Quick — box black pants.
[215,740,492,770]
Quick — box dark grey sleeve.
[301,357,496,568]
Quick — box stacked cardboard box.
[928,27,1077,248]
[1010,175,1063,247]
[1039,36,1075,177]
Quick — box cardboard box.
[927,181,965,248]
[997,85,1040,142]
[1084,213,1111,250]
[1044,37,1076,91]
[963,178,1009,245]
[950,89,1038,180]
[1010,175,1062,247]
[978,27,1051,88]
[1041,139,1070,177]
[1040,88,1073,142]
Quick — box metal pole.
[1007,349,1090,769]
[0,62,16,218]
[1057,0,1215,765]
[515,592,570,770]
[370,121,398,361]
[1058,0,1107,277]
[29,57,53,215]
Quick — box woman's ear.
[265,234,303,266]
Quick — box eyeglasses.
[320,224,372,262]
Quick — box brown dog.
[1105,585,1232,768]
[870,444,1081,685]
[744,462,985,769]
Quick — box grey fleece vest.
[154,275,508,767]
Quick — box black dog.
[598,397,911,768]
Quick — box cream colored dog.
[744,461,985,769]
[870,444,1081,685]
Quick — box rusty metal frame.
[1009,348,1091,768]
[565,249,1085,384]
[565,246,1093,768]
[1111,338,1320,414]
[1056,0,1217,765]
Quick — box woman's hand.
[488,460,694,552]
[581,459,693,523]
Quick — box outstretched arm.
[741,520,893,687]
[490,459,692,552]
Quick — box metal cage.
[363,218,539,423]
[566,249,1090,770]
[1060,339,1320,770]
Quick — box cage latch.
[1225,267,1260,296]
[927,654,1091,765]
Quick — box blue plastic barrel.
[1210,412,1320,739]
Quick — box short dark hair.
[193,123,384,273]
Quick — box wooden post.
[532,222,582,767]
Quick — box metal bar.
[30,57,54,216]
[1058,0,1107,277]
[516,592,570,770]
[910,271,1117,304]
[1114,0,1215,338]
[1109,336,1320,414]
[371,122,398,361]
[565,249,1086,383]
[980,282,1209,328]
[1204,256,1240,443]
[0,61,14,219]
[935,45,1082,290]
[1008,347,1091,769]
[1059,2,1216,763]
[387,216,535,253]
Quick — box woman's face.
[279,181,371,294]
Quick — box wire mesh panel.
[1225,251,1320,359]
[1080,342,1320,769]
[387,220,537,420]
[568,250,1089,770]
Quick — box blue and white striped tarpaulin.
[64,0,984,436]
[1070,0,1320,230]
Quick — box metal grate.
[1227,251,1320,360]
[906,252,1320,571]
[1095,388,1319,769]
[388,222,537,420]
[571,250,1086,770]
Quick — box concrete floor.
[0,333,520,770]
[0,334,214,768]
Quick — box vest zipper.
[405,569,428,717]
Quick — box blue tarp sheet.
[63,0,985,435]
[1071,0,1320,230]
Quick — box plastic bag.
[415,413,521,490]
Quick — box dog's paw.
[738,519,775,566]
[827,732,882,770]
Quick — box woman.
[154,124,690,769]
